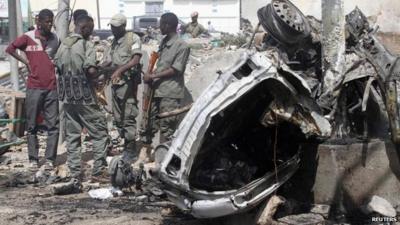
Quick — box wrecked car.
[153,0,332,219]
[257,0,399,142]
[344,7,400,143]
[155,50,331,218]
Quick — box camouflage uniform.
[183,22,206,38]
[148,33,190,143]
[55,33,108,178]
[108,31,142,162]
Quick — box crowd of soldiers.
[5,8,197,184]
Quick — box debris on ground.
[0,155,11,165]
[256,195,286,225]
[52,178,82,195]
[277,213,325,225]
[365,195,397,217]
[131,195,149,202]
[309,204,330,219]
[0,121,23,156]
[82,181,100,191]
[1,171,35,187]
[33,168,51,184]
[241,17,254,35]
[88,187,123,199]
[220,32,249,48]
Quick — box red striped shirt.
[6,29,59,90]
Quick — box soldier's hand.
[87,67,98,79]
[96,74,106,86]
[143,73,153,83]
[111,71,122,84]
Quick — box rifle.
[140,51,159,143]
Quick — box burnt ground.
[0,185,185,225]
[0,141,226,225]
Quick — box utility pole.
[239,0,242,29]
[319,0,346,212]
[16,0,23,35]
[28,0,33,27]
[96,0,101,29]
[8,0,20,91]
[56,0,70,144]
[318,0,346,113]
[56,0,70,41]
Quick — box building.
[29,0,241,33]
[125,0,241,34]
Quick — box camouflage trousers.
[64,104,108,178]
[147,97,181,144]
[112,83,139,163]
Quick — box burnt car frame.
[155,51,331,218]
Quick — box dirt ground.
[0,140,224,225]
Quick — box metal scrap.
[261,101,329,137]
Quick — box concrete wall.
[242,0,400,33]
[314,141,400,210]
[287,140,400,212]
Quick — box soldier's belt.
[58,72,95,104]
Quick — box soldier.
[55,15,109,182]
[182,11,207,38]
[6,9,59,170]
[143,12,190,144]
[207,21,216,33]
[68,9,88,34]
[101,13,142,164]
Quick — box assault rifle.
[140,51,159,144]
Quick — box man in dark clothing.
[6,9,60,170]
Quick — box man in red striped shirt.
[6,9,60,170]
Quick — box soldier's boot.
[121,141,138,165]
[90,168,110,184]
